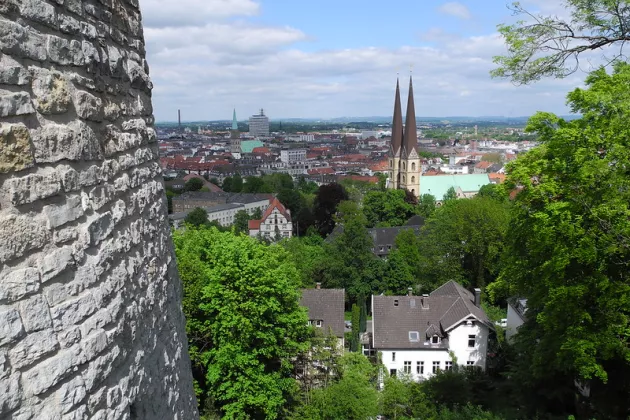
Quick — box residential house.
[506,298,527,342]
[300,284,345,348]
[369,281,493,384]
[248,197,293,240]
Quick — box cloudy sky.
[141,0,593,122]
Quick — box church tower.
[388,77,421,195]
[388,79,403,189]
[230,108,241,154]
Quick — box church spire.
[390,78,403,156]
[231,108,238,131]
[403,76,418,157]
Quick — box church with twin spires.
[388,77,421,196]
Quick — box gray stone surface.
[0,0,198,418]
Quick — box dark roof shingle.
[300,288,345,338]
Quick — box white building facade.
[369,282,493,385]
[280,149,307,163]
[249,198,293,240]
[249,109,270,137]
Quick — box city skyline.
[144,0,599,121]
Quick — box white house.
[369,281,493,385]
[248,197,293,240]
[506,298,527,342]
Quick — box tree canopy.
[499,63,630,417]
[492,0,630,84]
[173,227,310,418]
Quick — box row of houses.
[301,280,493,385]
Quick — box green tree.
[173,227,310,419]
[222,176,233,192]
[209,177,220,186]
[442,187,457,202]
[499,63,630,418]
[252,207,263,220]
[313,183,347,237]
[282,234,328,287]
[166,189,176,214]
[264,173,294,192]
[383,228,423,294]
[185,177,204,192]
[231,173,243,193]
[185,207,208,227]
[350,304,360,352]
[242,176,267,193]
[362,189,418,227]
[418,197,510,291]
[477,184,508,202]
[294,353,378,420]
[492,0,630,84]
[417,194,436,218]
[233,210,251,234]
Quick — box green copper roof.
[232,109,238,130]
[419,174,490,201]
[240,140,264,154]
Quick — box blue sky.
[140,0,590,121]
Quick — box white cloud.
[140,0,259,27]
[437,2,472,20]
[140,0,586,121]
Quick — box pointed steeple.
[231,109,238,131]
[403,76,418,157]
[390,78,403,156]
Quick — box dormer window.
[316,320,323,327]
[431,335,441,344]
[409,331,420,342]
[394,299,399,307]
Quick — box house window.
[403,361,411,374]
[411,176,415,183]
[390,369,397,377]
[431,336,440,344]
[432,361,440,373]
[409,331,420,342]
[316,320,323,328]
[412,162,416,171]
[392,352,396,362]
[416,361,424,374]
[467,361,475,367]
[468,335,475,348]
[445,361,453,371]
[307,320,312,326]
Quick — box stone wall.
[0,0,198,418]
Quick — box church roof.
[231,109,238,130]
[419,174,491,201]
[402,76,418,157]
[390,79,403,156]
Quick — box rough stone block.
[43,194,84,229]
[59,14,80,34]
[87,212,114,245]
[31,70,72,114]
[0,91,35,117]
[9,329,59,369]
[0,54,30,85]
[0,18,47,61]
[22,346,83,396]
[0,213,49,263]
[57,375,86,414]
[51,292,97,330]
[1,171,62,206]
[74,90,103,121]
[82,330,109,362]
[0,267,40,303]
[80,22,97,39]
[0,308,24,346]
[0,372,21,415]
[88,184,116,210]
[39,246,74,282]
[0,124,34,174]
[19,0,57,28]
[19,295,53,332]
[47,35,83,66]
[59,167,80,192]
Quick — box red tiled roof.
[475,161,493,169]
[252,147,271,154]
[489,173,506,183]
[368,160,388,171]
[307,167,335,175]
[248,219,261,230]
[261,197,291,222]
[338,175,379,183]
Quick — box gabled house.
[300,284,345,348]
[248,197,293,240]
[369,281,493,383]
[506,298,527,342]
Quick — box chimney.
[407,287,413,296]
[474,288,481,307]
[316,282,321,290]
